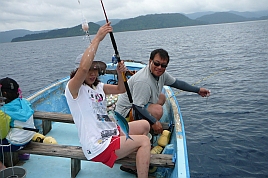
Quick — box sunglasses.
[152,60,168,68]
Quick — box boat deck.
[17,122,138,178]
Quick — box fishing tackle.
[100,0,152,123]
[174,67,229,96]
[112,54,119,64]
[78,0,92,44]
[100,0,121,65]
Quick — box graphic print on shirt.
[89,90,118,145]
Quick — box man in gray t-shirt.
[115,48,210,134]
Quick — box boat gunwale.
[26,77,69,103]
[164,85,190,178]
[24,61,189,178]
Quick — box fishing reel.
[109,54,121,85]
[112,54,120,64]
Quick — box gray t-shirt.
[115,65,175,117]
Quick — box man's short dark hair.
[150,49,169,64]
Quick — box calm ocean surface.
[1,20,268,177]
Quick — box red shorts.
[91,136,120,168]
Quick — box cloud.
[0,0,267,32]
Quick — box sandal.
[120,165,137,176]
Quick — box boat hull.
[23,62,189,178]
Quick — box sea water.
[1,20,268,177]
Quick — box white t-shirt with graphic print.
[65,82,119,160]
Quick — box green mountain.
[95,19,121,26]
[9,12,268,43]
[11,13,205,42]
[12,23,100,42]
[196,12,249,24]
[113,13,206,32]
[259,15,268,20]
[0,29,34,43]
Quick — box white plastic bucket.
[0,166,26,178]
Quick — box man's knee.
[157,93,166,105]
[148,104,163,120]
[142,120,150,132]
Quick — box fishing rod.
[100,0,132,103]
[100,0,119,58]
[99,0,156,124]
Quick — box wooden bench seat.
[33,111,171,135]
[6,142,174,178]
[3,111,174,177]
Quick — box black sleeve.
[170,79,200,93]
[132,104,157,125]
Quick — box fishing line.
[173,67,230,96]
[77,0,92,44]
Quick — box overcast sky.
[0,0,267,32]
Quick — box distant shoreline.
[1,11,267,43]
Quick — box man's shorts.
[91,136,120,168]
